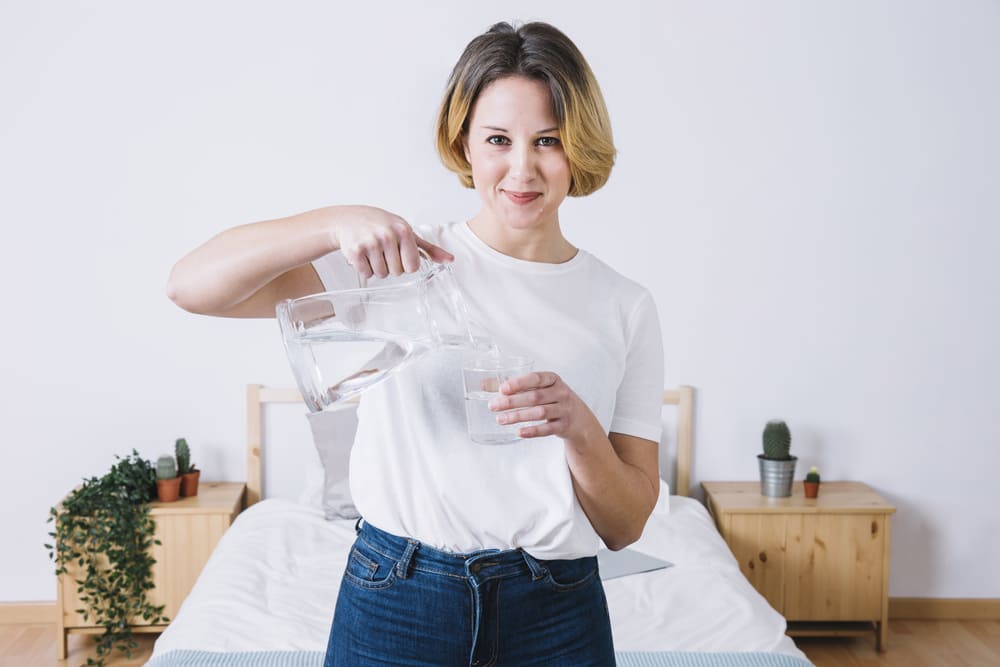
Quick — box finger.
[489,387,553,412]
[344,247,374,280]
[380,236,405,276]
[398,233,422,273]
[501,372,557,395]
[479,377,502,393]
[519,420,559,439]
[367,248,390,279]
[416,237,455,264]
[496,404,550,425]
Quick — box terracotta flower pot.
[803,481,820,499]
[156,477,182,502]
[180,470,201,497]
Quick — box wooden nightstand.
[702,481,896,650]
[56,481,246,659]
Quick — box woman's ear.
[462,134,471,162]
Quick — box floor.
[2,619,999,666]
[794,619,1000,666]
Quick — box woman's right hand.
[332,206,454,280]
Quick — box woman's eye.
[487,135,510,146]
[537,136,560,147]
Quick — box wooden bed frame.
[245,385,694,506]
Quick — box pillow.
[295,463,326,510]
[305,405,361,520]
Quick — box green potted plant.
[175,437,200,497]
[758,419,797,497]
[804,466,821,498]
[45,450,167,666]
[156,455,181,502]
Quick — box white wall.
[2,0,998,603]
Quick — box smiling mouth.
[503,190,542,205]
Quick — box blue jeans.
[324,520,615,666]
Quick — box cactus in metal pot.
[762,420,792,460]
[175,438,196,475]
[156,455,177,480]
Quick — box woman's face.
[464,76,571,233]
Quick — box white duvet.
[152,487,806,661]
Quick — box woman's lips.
[503,190,541,205]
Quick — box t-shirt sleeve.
[609,290,664,443]
[312,251,362,292]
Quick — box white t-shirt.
[312,221,663,559]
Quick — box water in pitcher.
[277,254,483,412]
[283,327,433,410]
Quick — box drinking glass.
[462,353,534,445]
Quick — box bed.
[146,385,812,667]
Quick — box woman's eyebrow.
[480,125,560,133]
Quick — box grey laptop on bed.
[597,548,673,580]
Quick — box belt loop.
[520,549,547,581]
[395,539,419,579]
[354,517,364,535]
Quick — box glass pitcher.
[276,254,476,412]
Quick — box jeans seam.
[356,535,398,562]
[542,567,599,592]
[412,565,467,580]
[348,547,377,576]
[483,579,501,667]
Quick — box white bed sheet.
[151,488,806,661]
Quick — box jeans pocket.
[342,540,398,590]
[542,556,599,592]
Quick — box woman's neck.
[466,214,578,264]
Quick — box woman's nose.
[507,144,535,179]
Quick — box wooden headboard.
[246,384,695,506]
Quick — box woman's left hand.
[488,371,600,441]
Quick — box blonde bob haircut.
[436,21,616,197]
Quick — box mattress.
[148,489,811,665]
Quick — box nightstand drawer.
[724,512,887,620]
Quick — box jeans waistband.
[355,519,560,583]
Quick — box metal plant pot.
[758,454,797,497]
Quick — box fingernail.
[488,399,499,410]
[496,414,507,424]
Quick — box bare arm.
[166,205,454,318]
[491,372,660,550]
[565,430,659,551]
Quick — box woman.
[168,21,663,667]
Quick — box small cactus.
[156,455,177,480]
[805,466,821,483]
[762,420,792,460]
[175,438,196,475]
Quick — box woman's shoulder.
[579,251,653,300]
